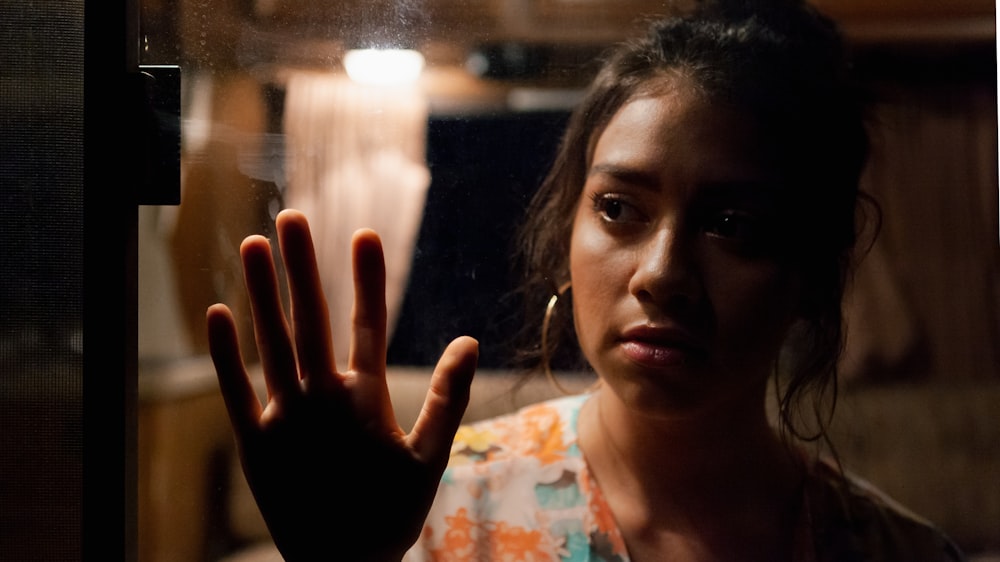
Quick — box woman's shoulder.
[806,457,967,562]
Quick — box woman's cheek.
[570,226,619,360]
[709,261,801,364]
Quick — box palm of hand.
[240,380,439,561]
[207,210,478,562]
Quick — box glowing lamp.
[343,48,425,85]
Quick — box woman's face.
[569,83,803,417]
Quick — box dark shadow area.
[387,110,570,369]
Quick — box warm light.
[344,49,425,85]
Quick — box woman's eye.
[704,211,760,241]
[591,193,644,224]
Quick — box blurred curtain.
[283,71,431,370]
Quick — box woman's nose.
[627,226,702,308]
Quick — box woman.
[206,1,966,560]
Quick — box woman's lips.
[618,326,708,368]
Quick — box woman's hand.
[206,209,478,562]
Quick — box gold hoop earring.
[542,282,574,395]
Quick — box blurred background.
[2,0,995,560]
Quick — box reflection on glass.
[344,48,426,85]
[136,0,623,366]
[282,72,430,370]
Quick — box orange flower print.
[520,405,569,465]
[489,522,556,562]
[581,470,628,556]
[427,508,477,562]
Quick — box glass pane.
[135,5,679,560]
[135,1,999,561]
[135,1,674,370]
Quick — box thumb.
[407,336,478,464]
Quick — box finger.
[241,234,300,401]
[408,336,479,465]
[276,209,337,387]
[347,228,388,378]
[207,303,263,437]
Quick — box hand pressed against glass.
[206,210,478,562]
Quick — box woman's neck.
[577,388,806,561]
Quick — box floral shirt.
[404,394,965,562]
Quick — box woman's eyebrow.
[696,180,784,208]
[587,163,661,190]
[701,179,781,193]
[587,165,781,200]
